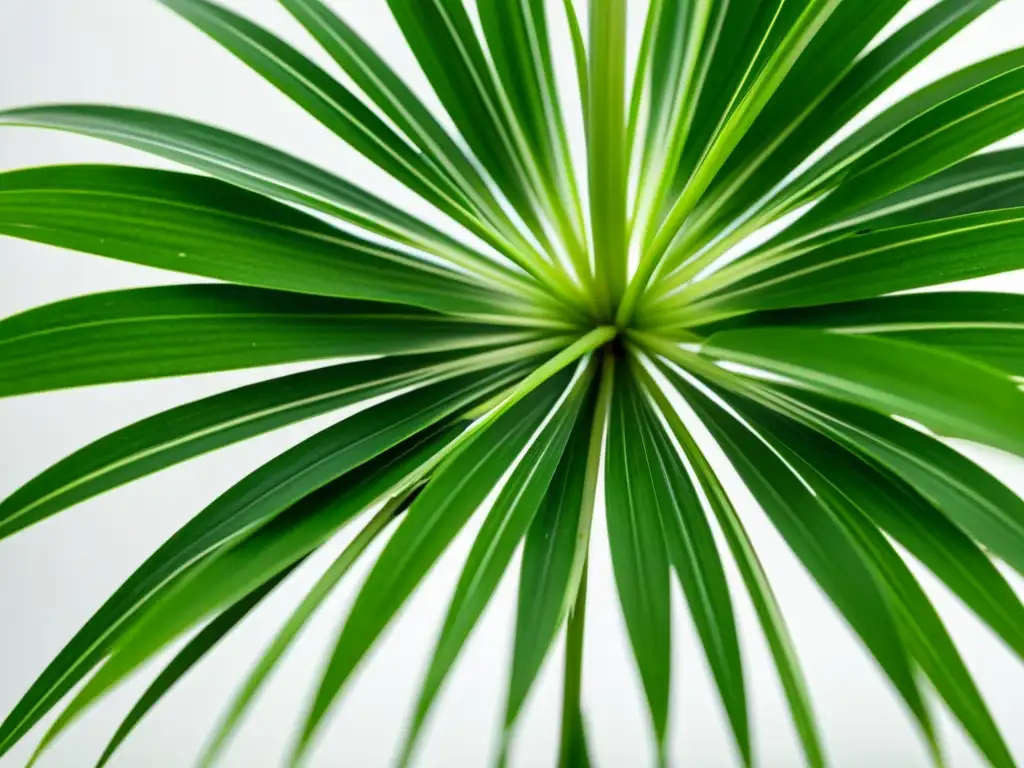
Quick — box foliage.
[2,0,1024,765]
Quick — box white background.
[3,1,1024,766]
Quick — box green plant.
[2,0,1024,764]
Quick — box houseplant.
[2,0,1024,764]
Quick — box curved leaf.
[0,104,539,297]
[0,165,527,318]
[93,570,289,768]
[748,405,1015,768]
[0,366,518,758]
[678,0,1002,270]
[638,366,825,768]
[198,488,421,768]
[0,284,538,396]
[633,373,749,764]
[705,292,1024,377]
[683,208,1024,320]
[701,327,1024,456]
[156,0,471,220]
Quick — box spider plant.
[2,0,1024,764]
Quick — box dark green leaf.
[400,361,596,763]
[0,104,534,295]
[673,371,938,756]
[0,344,550,539]
[157,0,471,219]
[503,381,597,728]
[639,367,825,768]
[199,487,422,768]
[704,292,1024,377]
[748,407,1014,768]
[0,366,517,757]
[682,0,1001,266]
[633,371,749,764]
[0,284,538,396]
[0,165,522,317]
[604,361,672,746]
[295,367,577,758]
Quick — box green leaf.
[672,372,938,758]
[704,292,1024,377]
[679,0,1001,268]
[93,570,290,768]
[629,0,716,250]
[0,284,539,396]
[477,0,586,258]
[756,385,1024,587]
[156,0,470,221]
[294,367,579,759]
[787,147,1024,246]
[198,487,421,768]
[642,0,845,271]
[0,342,552,539]
[0,366,517,758]
[0,105,538,298]
[804,50,1024,229]
[604,361,672,747]
[587,0,629,311]
[275,0,522,242]
[400,360,596,764]
[631,367,749,765]
[749,408,1014,768]
[559,0,589,126]
[685,208,1024,320]
[383,0,556,260]
[638,367,825,768]
[683,365,1024,663]
[559,561,592,768]
[503,375,598,729]
[0,165,523,318]
[700,327,1024,456]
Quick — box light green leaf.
[93,570,290,768]
[701,327,1024,456]
[587,0,629,311]
[559,560,592,768]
